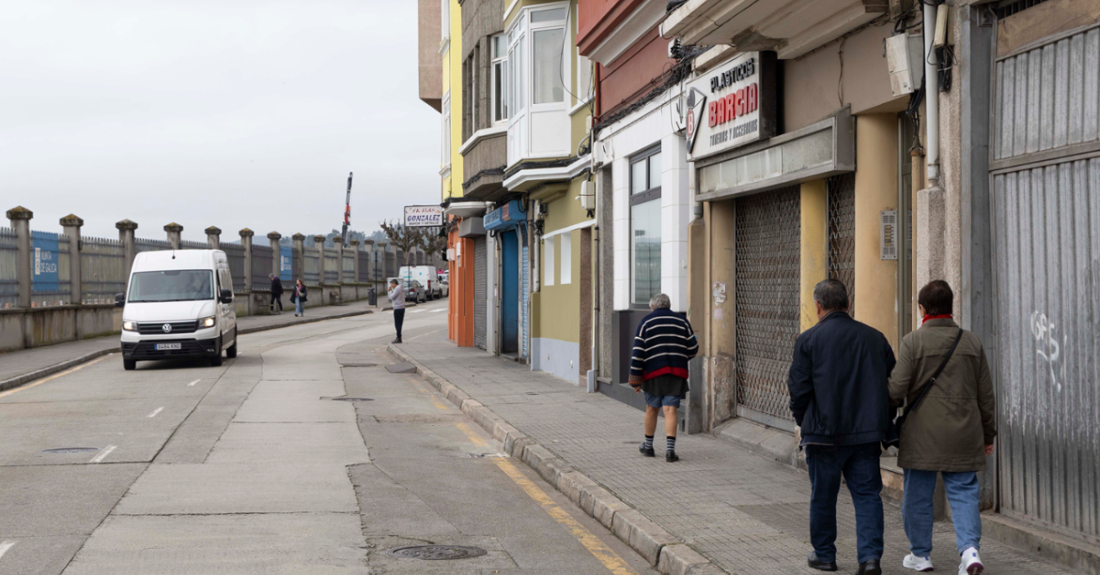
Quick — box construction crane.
[341,172,353,242]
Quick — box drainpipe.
[590,175,601,393]
[532,200,541,293]
[924,1,940,185]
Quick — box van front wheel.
[210,339,224,367]
[226,332,238,359]
[123,359,136,371]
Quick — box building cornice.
[584,0,666,66]
[503,154,590,190]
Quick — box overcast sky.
[1,0,440,242]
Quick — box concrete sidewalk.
[0,298,379,393]
[392,333,1077,575]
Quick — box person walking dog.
[629,293,698,463]
[269,273,284,314]
[788,279,895,575]
[388,279,405,344]
[290,278,307,317]
[889,280,995,575]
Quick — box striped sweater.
[629,308,699,387]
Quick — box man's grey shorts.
[644,392,681,409]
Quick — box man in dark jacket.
[269,274,283,314]
[629,293,698,462]
[788,279,895,575]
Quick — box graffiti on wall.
[1030,311,1066,393]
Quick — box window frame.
[543,232,555,287]
[491,34,508,125]
[629,145,662,308]
[559,232,571,285]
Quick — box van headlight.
[123,321,137,331]
[200,316,216,328]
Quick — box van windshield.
[129,270,214,302]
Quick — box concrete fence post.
[240,228,254,315]
[332,236,345,284]
[267,232,281,279]
[205,226,221,250]
[60,214,83,305]
[7,206,33,310]
[350,239,361,284]
[363,239,375,283]
[313,235,327,285]
[116,219,137,283]
[164,222,183,249]
[292,233,305,283]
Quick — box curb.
[386,343,730,575]
[0,307,375,394]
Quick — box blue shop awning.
[483,200,527,232]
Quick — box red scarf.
[922,313,952,325]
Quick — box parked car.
[387,277,427,304]
[117,250,238,370]
[438,277,449,298]
[399,265,441,300]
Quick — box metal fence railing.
[82,235,126,304]
[384,251,395,279]
[0,227,19,308]
[135,237,171,253]
[343,250,355,279]
[180,240,208,250]
[222,242,247,293]
[324,249,338,284]
[303,251,320,286]
[252,245,273,291]
[357,251,371,283]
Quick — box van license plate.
[155,343,182,351]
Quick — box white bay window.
[506,3,570,165]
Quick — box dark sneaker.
[639,444,655,457]
[856,560,882,575]
[392,338,402,344]
[808,551,838,572]
[665,452,679,463]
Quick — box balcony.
[460,126,509,201]
[660,0,889,59]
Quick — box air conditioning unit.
[579,180,596,211]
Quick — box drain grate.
[42,447,99,454]
[386,545,487,561]
[331,397,374,402]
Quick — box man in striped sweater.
[629,293,699,462]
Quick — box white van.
[399,266,440,299]
[117,250,238,370]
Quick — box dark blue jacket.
[629,308,699,386]
[787,311,896,446]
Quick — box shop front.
[484,199,528,359]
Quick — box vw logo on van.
[162,323,173,333]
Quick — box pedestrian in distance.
[629,293,698,463]
[290,278,307,317]
[269,273,283,314]
[788,279,896,575]
[388,279,405,344]
[888,280,996,575]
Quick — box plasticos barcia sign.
[404,205,444,227]
[684,51,777,161]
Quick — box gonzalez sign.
[404,205,444,227]
[684,51,777,160]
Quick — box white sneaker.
[903,553,934,572]
[959,547,984,575]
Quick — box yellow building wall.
[799,180,828,332]
[853,114,899,349]
[531,178,586,344]
[441,0,462,200]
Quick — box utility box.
[885,32,924,97]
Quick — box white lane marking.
[186,379,201,387]
[90,445,117,463]
[146,407,164,418]
[430,308,447,313]
[0,540,14,560]
[410,309,427,314]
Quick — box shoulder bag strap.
[901,328,964,419]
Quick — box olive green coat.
[888,318,997,472]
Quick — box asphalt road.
[0,300,656,574]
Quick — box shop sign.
[484,200,526,232]
[279,246,293,281]
[32,231,60,292]
[684,51,777,160]
[404,205,444,227]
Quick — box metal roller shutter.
[991,22,1100,543]
[827,173,856,314]
[474,237,487,349]
[734,186,801,430]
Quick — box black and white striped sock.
[666,436,676,453]
[643,435,654,450]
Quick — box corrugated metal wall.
[734,186,801,430]
[992,22,1100,544]
[474,237,487,349]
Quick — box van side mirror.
[114,293,125,308]
[219,289,233,303]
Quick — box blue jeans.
[903,469,981,556]
[806,442,885,564]
[295,298,304,315]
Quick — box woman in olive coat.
[888,280,996,575]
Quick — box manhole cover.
[42,447,99,454]
[386,545,487,561]
[340,363,377,367]
[331,397,374,402]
